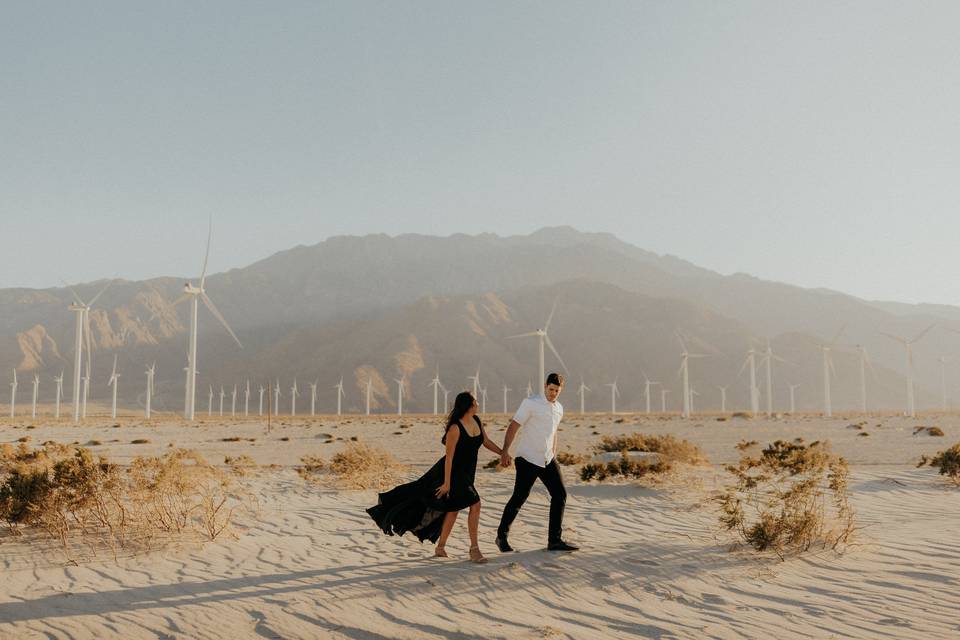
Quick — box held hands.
[500,451,513,468]
[435,482,451,498]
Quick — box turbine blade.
[543,334,569,374]
[880,332,906,345]
[829,324,847,345]
[200,215,212,286]
[674,330,688,353]
[62,282,85,306]
[544,297,559,332]
[200,293,242,348]
[505,332,539,339]
[88,279,113,307]
[909,323,937,345]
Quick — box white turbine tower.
[503,385,511,413]
[506,298,569,389]
[274,379,281,415]
[258,385,265,416]
[526,381,533,398]
[107,355,120,419]
[761,341,790,417]
[54,371,64,419]
[365,378,372,416]
[818,326,846,418]
[855,345,877,414]
[677,332,707,419]
[660,388,671,413]
[606,380,620,414]
[291,379,299,416]
[395,377,405,415]
[641,371,660,415]
[244,380,251,417]
[65,280,112,423]
[173,219,242,421]
[429,367,441,415]
[309,380,318,416]
[441,384,450,414]
[208,385,214,416]
[31,374,39,419]
[468,368,481,399]
[81,359,90,419]
[577,378,589,414]
[689,387,700,414]
[737,347,760,415]
[334,377,345,416]
[219,385,225,417]
[789,384,800,414]
[480,386,488,414]
[145,363,155,419]
[881,324,935,418]
[231,384,237,417]
[718,385,728,413]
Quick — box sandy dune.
[1,413,959,639]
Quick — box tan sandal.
[469,546,488,564]
[434,545,448,558]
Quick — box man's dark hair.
[546,373,564,387]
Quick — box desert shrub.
[736,440,759,451]
[0,444,254,563]
[224,455,258,476]
[329,441,405,490]
[595,433,707,466]
[580,453,670,482]
[297,455,325,481]
[918,443,960,484]
[717,440,854,559]
[555,451,590,466]
[914,426,944,437]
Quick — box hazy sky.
[4,1,960,304]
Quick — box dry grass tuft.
[914,426,945,437]
[595,433,707,466]
[717,440,855,560]
[918,443,960,484]
[555,451,590,466]
[580,453,670,482]
[298,442,406,490]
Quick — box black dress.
[367,416,484,543]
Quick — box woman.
[367,391,504,562]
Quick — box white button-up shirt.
[511,394,564,467]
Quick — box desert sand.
[1,411,959,639]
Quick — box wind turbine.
[334,377,345,416]
[54,371,63,419]
[107,355,120,419]
[737,347,760,415]
[231,384,237,416]
[661,388,671,413]
[506,298,569,388]
[365,378,372,416]
[291,379,299,416]
[219,385,225,417]
[760,341,791,416]
[677,332,707,419]
[258,384,265,416]
[818,326,846,418]
[718,385,728,413]
[173,219,242,421]
[309,380,318,416]
[881,323,935,418]
[480,386,488,414]
[526,381,533,398]
[31,374,39,419]
[855,345,877,414]
[395,377,405,415]
[65,280,112,423]
[606,380,620,414]
[208,385,214,416]
[81,359,90,419]
[789,384,800,414]
[441,383,450,414]
[689,387,700,414]
[244,380,250,417]
[468,368,481,399]
[641,370,660,415]
[503,385,511,413]
[274,378,281,415]
[429,367,442,415]
[145,363,155,419]
[576,378,589,414]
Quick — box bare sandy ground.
[1,411,959,639]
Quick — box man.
[496,373,579,552]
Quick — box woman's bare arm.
[436,426,459,497]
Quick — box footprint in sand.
[701,593,727,605]
[624,557,658,566]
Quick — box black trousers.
[497,457,567,543]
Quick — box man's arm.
[500,420,521,466]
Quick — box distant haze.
[4,2,960,305]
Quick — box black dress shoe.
[495,535,514,552]
[547,540,579,552]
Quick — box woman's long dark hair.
[442,391,475,444]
